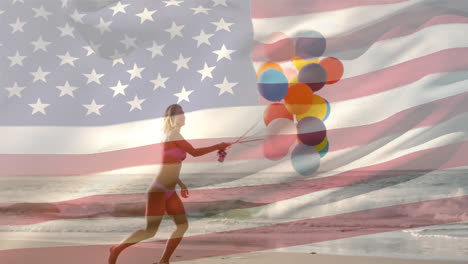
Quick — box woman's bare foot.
[108,245,118,264]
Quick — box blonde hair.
[162,104,182,135]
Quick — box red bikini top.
[162,140,187,163]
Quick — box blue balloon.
[291,143,321,176]
[295,30,326,59]
[319,141,329,158]
[298,63,327,92]
[257,69,289,101]
[323,99,331,121]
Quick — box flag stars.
[83,99,104,116]
[56,81,79,97]
[127,63,145,80]
[30,66,50,83]
[193,29,214,47]
[32,5,52,20]
[57,23,75,38]
[120,34,137,50]
[136,8,157,24]
[191,6,211,15]
[150,73,169,90]
[163,0,183,7]
[110,1,129,16]
[212,18,233,32]
[8,51,26,67]
[9,17,27,33]
[5,82,25,98]
[197,63,216,81]
[213,44,235,61]
[215,77,237,95]
[165,22,184,39]
[174,86,193,103]
[29,98,50,115]
[110,49,125,66]
[31,36,51,52]
[83,69,105,84]
[147,41,165,58]
[109,81,128,97]
[83,41,102,56]
[95,17,112,34]
[212,0,229,7]
[127,95,146,111]
[70,9,86,24]
[172,54,191,71]
[57,52,79,67]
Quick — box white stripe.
[1,112,466,203]
[1,167,466,250]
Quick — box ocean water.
[1,169,468,261]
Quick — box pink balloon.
[263,118,297,160]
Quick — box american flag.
[1,0,468,263]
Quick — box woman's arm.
[170,130,229,157]
[177,178,189,198]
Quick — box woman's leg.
[108,190,166,264]
[158,194,188,264]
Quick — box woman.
[108,104,231,264]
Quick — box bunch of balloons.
[257,30,344,176]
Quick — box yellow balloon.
[292,55,319,71]
[289,76,298,86]
[314,136,328,151]
[296,95,328,121]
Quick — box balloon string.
[231,117,262,145]
[237,138,264,144]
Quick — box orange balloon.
[284,83,314,115]
[264,103,294,126]
[257,61,283,79]
[319,57,344,84]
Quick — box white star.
[95,17,112,34]
[127,63,145,80]
[61,0,68,8]
[31,36,51,52]
[57,52,79,67]
[8,51,26,67]
[120,34,137,50]
[110,49,125,66]
[83,41,102,56]
[191,6,211,15]
[212,0,228,7]
[56,81,79,97]
[213,44,235,61]
[57,23,75,38]
[9,18,26,33]
[127,95,146,111]
[193,29,214,47]
[150,73,169,90]
[197,63,216,81]
[5,82,25,98]
[30,66,51,83]
[83,69,105,84]
[12,0,24,4]
[215,77,238,95]
[70,9,86,23]
[136,8,156,24]
[163,0,183,7]
[174,86,193,103]
[32,5,52,20]
[109,81,128,97]
[29,98,50,115]
[165,22,184,39]
[172,54,191,71]
[83,99,104,116]
[146,41,165,58]
[110,1,129,16]
[211,18,233,32]
[0,10,4,15]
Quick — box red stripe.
[0,91,466,176]
[2,140,467,225]
[251,0,409,18]
[0,196,466,263]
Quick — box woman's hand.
[180,184,189,198]
[217,142,231,151]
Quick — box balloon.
[257,69,289,101]
[264,32,295,62]
[289,76,298,86]
[294,30,326,60]
[314,136,328,151]
[282,67,298,81]
[296,95,329,121]
[297,116,326,146]
[263,118,297,161]
[323,99,331,121]
[284,83,314,115]
[298,63,327,92]
[257,61,283,79]
[264,103,294,126]
[291,143,321,176]
[318,141,329,158]
[319,57,344,84]
[292,56,319,71]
